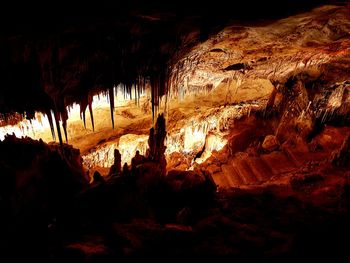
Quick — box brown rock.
[262,135,280,152]
[207,164,222,175]
[166,169,212,194]
[175,163,189,171]
[167,152,188,170]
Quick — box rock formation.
[0,1,350,262]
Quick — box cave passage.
[0,1,350,262]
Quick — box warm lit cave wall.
[0,4,349,184]
[1,3,350,262]
[80,4,350,176]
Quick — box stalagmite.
[88,101,95,132]
[109,87,115,129]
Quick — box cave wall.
[0,1,345,141]
[0,135,88,237]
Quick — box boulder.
[262,135,280,152]
[166,169,216,203]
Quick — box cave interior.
[1,0,350,262]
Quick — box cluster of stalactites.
[0,113,24,127]
[167,53,203,100]
[120,77,148,107]
[36,72,170,146]
[44,107,68,146]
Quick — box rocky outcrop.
[169,5,350,99]
[262,135,280,152]
[82,134,148,169]
[276,77,315,142]
[1,4,349,146]
[0,134,88,203]
[0,135,88,260]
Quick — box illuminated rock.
[119,134,149,164]
[262,135,280,152]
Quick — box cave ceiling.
[0,0,349,142]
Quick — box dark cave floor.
[5,164,350,263]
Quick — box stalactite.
[88,101,95,131]
[53,110,63,145]
[46,109,56,141]
[138,80,142,106]
[62,119,68,143]
[134,84,137,105]
[109,87,115,129]
[82,110,86,129]
[129,84,132,100]
[30,120,35,137]
[80,102,88,129]
[114,85,118,99]
[61,109,69,143]
[151,79,155,121]
[136,77,141,106]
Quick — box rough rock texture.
[262,135,280,152]
[169,4,350,97]
[32,4,347,170]
[1,3,349,145]
[1,2,350,262]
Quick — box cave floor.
[48,162,350,263]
